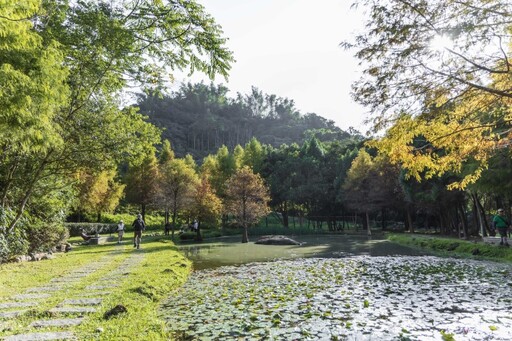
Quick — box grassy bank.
[0,234,191,340]
[387,233,512,263]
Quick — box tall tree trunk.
[472,192,490,236]
[458,202,469,239]
[242,226,249,243]
[406,206,414,233]
[366,211,372,236]
[141,203,146,221]
[1,159,19,208]
[283,201,289,228]
[381,208,387,230]
[8,154,50,233]
[241,199,248,243]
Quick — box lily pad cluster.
[161,256,512,340]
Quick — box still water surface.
[178,234,425,270]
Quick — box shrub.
[0,228,29,263]
[27,223,69,253]
[202,229,222,238]
[179,232,196,241]
[100,213,164,229]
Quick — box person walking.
[492,208,510,247]
[132,213,146,249]
[117,220,125,244]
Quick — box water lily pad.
[161,256,512,340]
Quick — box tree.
[191,176,222,241]
[0,0,233,236]
[343,150,374,235]
[242,137,265,173]
[233,144,245,170]
[94,172,125,223]
[75,169,125,222]
[157,158,199,238]
[201,145,236,198]
[261,144,298,228]
[285,138,329,226]
[0,1,69,231]
[346,0,512,119]
[345,0,512,187]
[343,150,403,235]
[224,166,270,243]
[159,140,175,165]
[124,153,160,219]
[137,82,354,160]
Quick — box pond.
[162,235,512,340]
[177,235,426,270]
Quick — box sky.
[174,0,368,132]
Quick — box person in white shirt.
[117,220,125,244]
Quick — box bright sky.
[175,0,368,132]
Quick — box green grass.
[0,234,191,340]
[387,233,512,263]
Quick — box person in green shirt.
[492,208,510,246]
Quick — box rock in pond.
[254,235,301,245]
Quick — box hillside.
[137,83,357,159]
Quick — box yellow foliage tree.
[75,169,125,222]
[191,176,223,240]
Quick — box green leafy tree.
[1,0,233,239]
[224,166,270,243]
[287,138,328,225]
[242,137,265,173]
[233,144,245,169]
[201,145,236,199]
[159,140,175,165]
[137,83,355,160]
[183,154,197,170]
[345,0,512,187]
[261,144,300,228]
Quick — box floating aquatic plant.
[162,257,512,340]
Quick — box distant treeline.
[137,82,360,159]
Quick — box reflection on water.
[178,235,427,270]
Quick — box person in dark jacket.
[132,213,146,249]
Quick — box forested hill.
[137,82,360,159]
